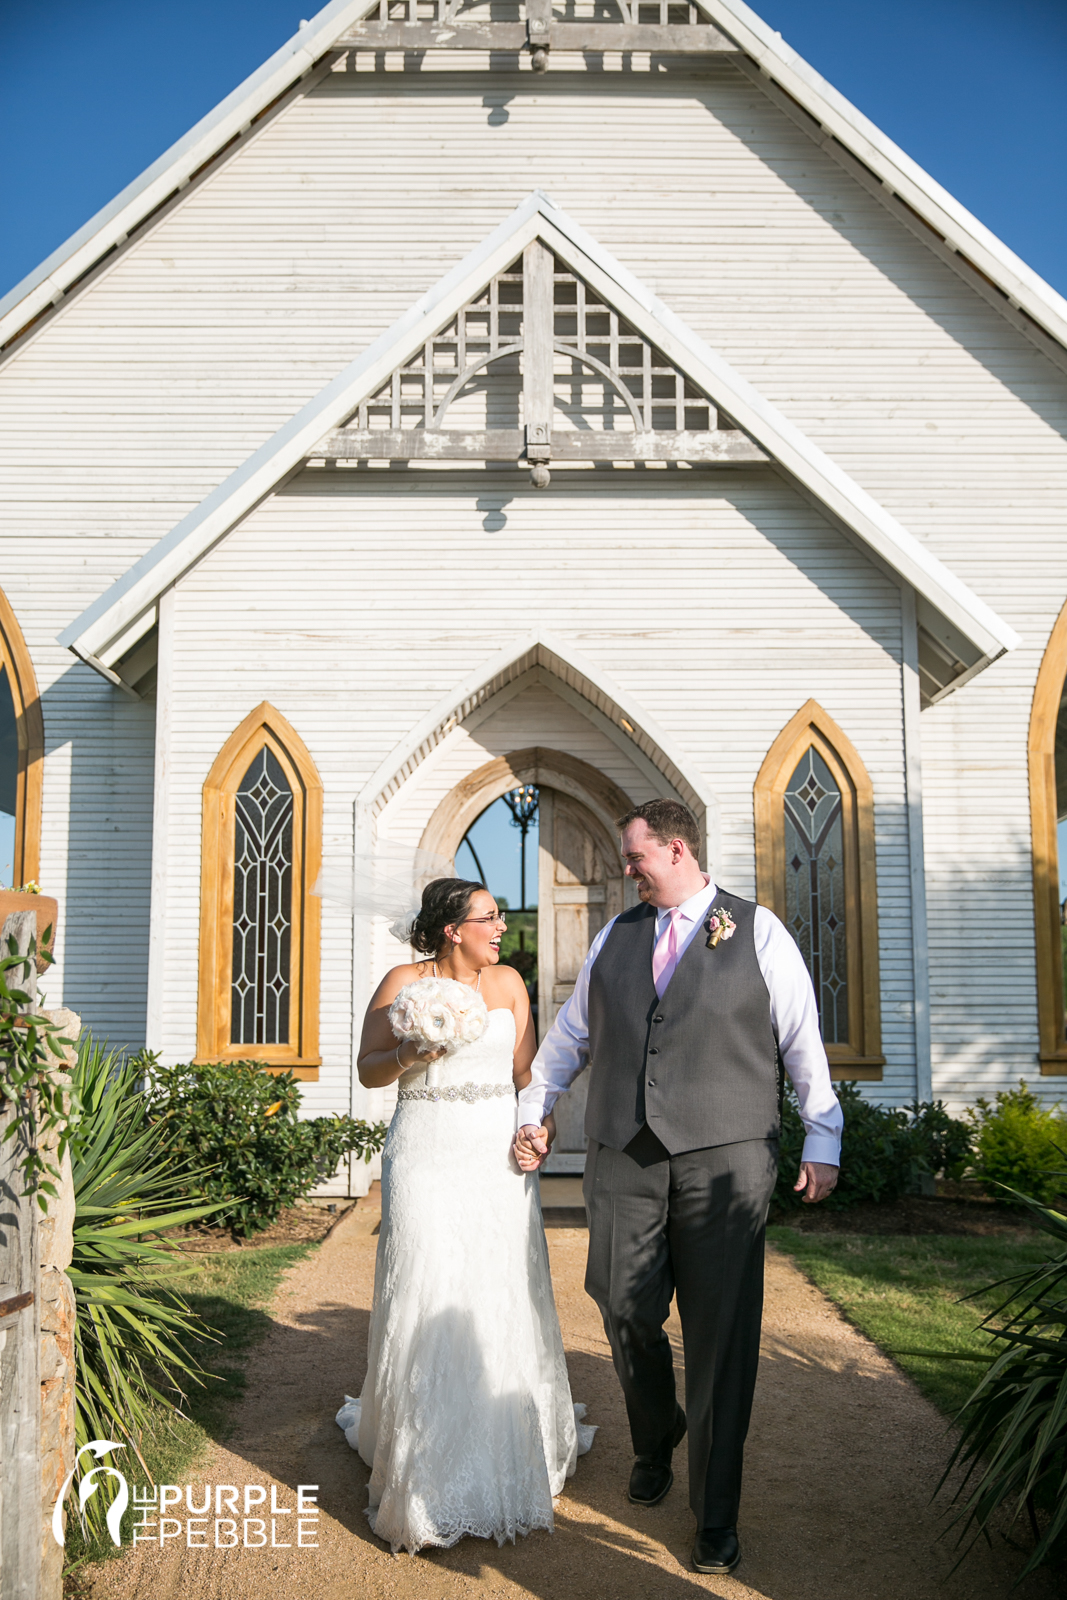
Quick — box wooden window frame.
[1029,599,1067,1074]
[0,588,43,888]
[197,703,321,1078]
[754,700,884,1080]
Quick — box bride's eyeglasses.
[461,912,508,927]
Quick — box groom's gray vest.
[584,890,780,1155]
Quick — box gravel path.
[87,1195,1058,1600]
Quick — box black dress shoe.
[692,1526,740,1574]
[627,1405,687,1506]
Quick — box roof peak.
[57,196,1017,696]
[2,0,1066,360]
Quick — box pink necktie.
[652,907,684,997]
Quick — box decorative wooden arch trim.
[754,700,883,1080]
[420,747,637,864]
[1029,600,1067,1073]
[197,703,322,1078]
[0,589,43,887]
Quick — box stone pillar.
[36,1010,79,1600]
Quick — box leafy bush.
[933,1185,1067,1577]
[966,1082,1067,1207]
[142,1057,387,1237]
[774,1081,973,1211]
[0,923,72,1205]
[907,1097,974,1182]
[68,1037,225,1524]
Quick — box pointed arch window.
[0,589,43,890]
[1028,600,1067,1073]
[197,704,321,1077]
[755,701,883,1078]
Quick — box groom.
[515,799,842,1576]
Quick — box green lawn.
[66,1240,319,1570]
[767,1227,1049,1421]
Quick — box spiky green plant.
[68,1037,228,1492]
[928,1185,1067,1578]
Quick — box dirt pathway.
[87,1197,1058,1600]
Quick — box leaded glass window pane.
[784,748,848,1044]
[231,747,294,1046]
[1055,674,1067,1033]
[0,666,17,889]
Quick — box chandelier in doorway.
[501,786,539,912]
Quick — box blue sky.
[2,0,1065,301]
[457,797,540,909]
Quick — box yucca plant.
[68,1037,228,1496]
[932,1185,1067,1578]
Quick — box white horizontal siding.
[2,57,1064,1102]
[155,469,913,1113]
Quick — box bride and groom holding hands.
[338,798,843,1575]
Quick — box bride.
[337,877,594,1554]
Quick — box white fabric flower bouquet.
[388,977,489,1086]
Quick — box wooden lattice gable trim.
[338,0,738,63]
[60,193,1017,686]
[316,240,766,481]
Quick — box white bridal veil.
[313,844,456,942]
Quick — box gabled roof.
[3,0,1066,357]
[59,192,1018,690]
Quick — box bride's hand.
[398,1041,448,1068]
[514,1114,556,1172]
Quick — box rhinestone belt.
[397,1082,516,1104]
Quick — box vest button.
[648,1080,656,1087]
[653,1015,664,1024]
[648,1047,659,1055]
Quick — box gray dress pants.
[583,1126,778,1529]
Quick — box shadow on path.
[86,1208,1060,1600]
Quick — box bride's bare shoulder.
[372,961,435,1005]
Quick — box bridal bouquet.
[388,977,489,1058]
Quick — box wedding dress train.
[336,1007,594,1553]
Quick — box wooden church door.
[536,789,625,1173]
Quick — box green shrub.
[966,1082,1067,1206]
[932,1185,1067,1577]
[68,1037,226,1532]
[774,1082,972,1211]
[907,1096,974,1182]
[142,1057,387,1237]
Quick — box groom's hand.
[794,1161,839,1204]
[514,1123,550,1172]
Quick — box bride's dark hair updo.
[410,877,487,957]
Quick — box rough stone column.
[36,1009,79,1600]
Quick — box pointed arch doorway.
[422,747,634,1172]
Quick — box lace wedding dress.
[336,1007,595,1553]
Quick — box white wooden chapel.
[2,0,1067,1190]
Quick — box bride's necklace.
[432,960,482,992]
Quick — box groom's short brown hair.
[615,799,701,862]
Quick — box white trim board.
[58,194,1018,681]
[3,0,1067,362]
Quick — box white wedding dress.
[336,1007,595,1553]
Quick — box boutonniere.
[706,906,736,949]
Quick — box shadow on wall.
[705,81,1067,443]
[923,834,1051,1106]
[41,661,155,1051]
